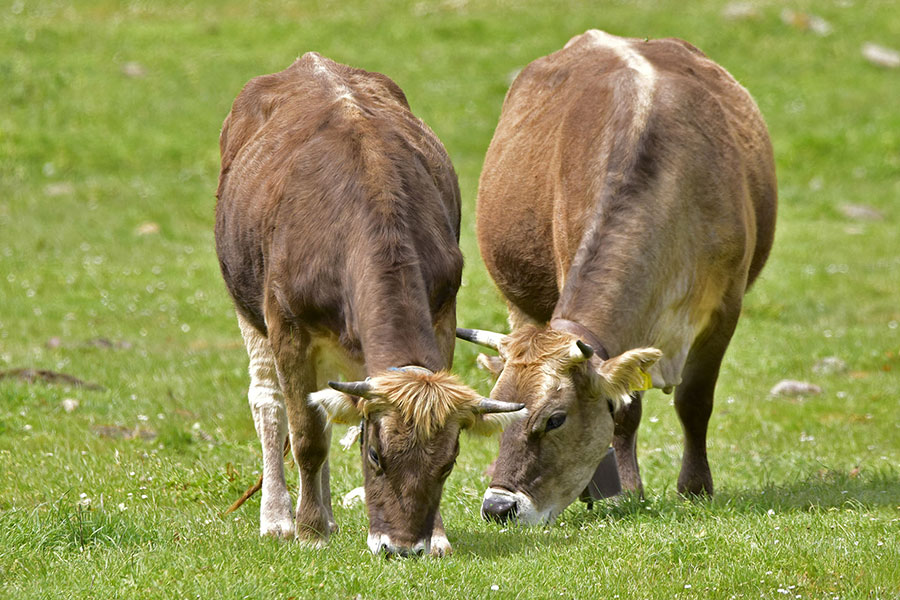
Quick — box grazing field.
[1,0,898,598]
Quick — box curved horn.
[473,398,526,415]
[456,327,506,351]
[328,380,376,399]
[568,339,595,363]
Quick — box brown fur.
[471,31,777,520]
[216,53,469,554]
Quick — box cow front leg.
[612,391,644,495]
[674,303,742,498]
[237,313,294,539]
[266,314,334,546]
[430,509,452,557]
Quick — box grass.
[1,0,899,598]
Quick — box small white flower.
[141,494,148,499]
[685,584,692,589]
[767,509,776,516]
[490,585,499,591]
[118,503,127,511]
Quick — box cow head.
[309,367,523,556]
[457,325,661,524]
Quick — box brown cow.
[458,30,777,524]
[215,53,522,555]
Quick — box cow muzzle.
[481,487,519,523]
[367,532,429,558]
[482,487,553,525]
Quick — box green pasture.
[1,0,898,597]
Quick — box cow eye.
[440,462,455,480]
[367,447,382,472]
[546,413,567,432]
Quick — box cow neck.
[354,286,445,374]
[549,317,610,360]
[359,322,444,374]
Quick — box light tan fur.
[360,370,481,441]
[465,31,777,521]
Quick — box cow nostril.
[380,542,389,554]
[482,495,518,523]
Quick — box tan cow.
[458,30,777,524]
[215,53,522,555]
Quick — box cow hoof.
[260,490,294,539]
[677,484,713,500]
[677,472,713,499]
[294,519,331,548]
[430,534,453,557]
[260,520,295,540]
[296,535,329,549]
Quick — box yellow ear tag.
[632,369,653,392]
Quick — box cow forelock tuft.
[501,325,581,367]
[361,369,480,440]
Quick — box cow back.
[477,31,776,382]
[215,53,462,357]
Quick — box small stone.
[862,43,900,68]
[840,203,884,221]
[44,182,75,197]
[721,2,758,21]
[770,380,823,396]
[121,61,146,78]
[135,222,159,235]
[781,9,832,36]
[812,356,848,375]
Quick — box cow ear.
[308,388,362,424]
[464,407,528,436]
[592,348,663,405]
[476,353,505,376]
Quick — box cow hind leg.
[265,310,335,546]
[237,313,294,539]
[674,298,742,497]
[613,391,644,495]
